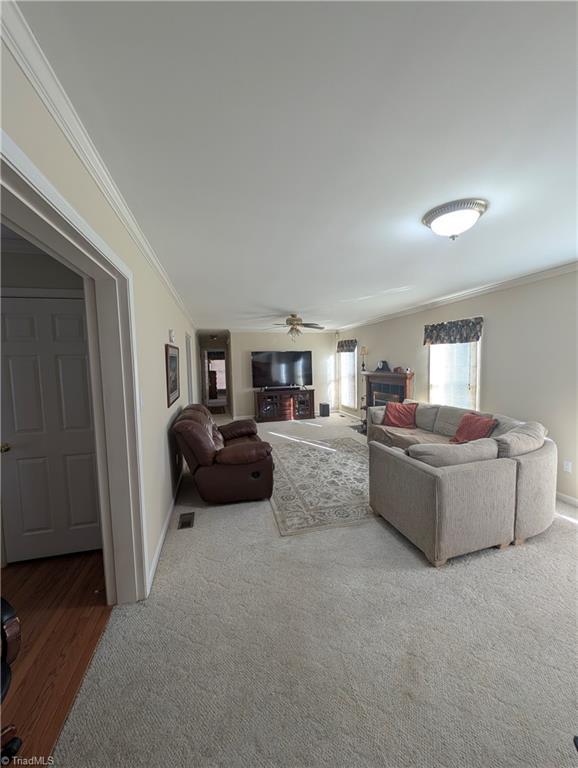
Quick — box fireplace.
[373,391,402,407]
[361,370,415,432]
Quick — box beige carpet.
[53,416,577,768]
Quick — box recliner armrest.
[215,442,272,465]
[219,419,258,441]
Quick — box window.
[429,341,480,409]
[339,349,357,409]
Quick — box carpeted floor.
[53,416,577,768]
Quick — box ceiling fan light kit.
[422,198,488,240]
[273,313,325,341]
[288,325,302,340]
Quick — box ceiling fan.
[273,313,325,341]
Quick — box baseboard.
[146,472,184,594]
[557,492,578,507]
[335,409,359,420]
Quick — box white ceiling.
[19,2,576,330]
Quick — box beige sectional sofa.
[368,402,557,566]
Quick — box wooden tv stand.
[254,388,315,422]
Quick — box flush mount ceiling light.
[422,198,488,240]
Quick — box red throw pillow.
[383,402,417,429]
[450,412,497,443]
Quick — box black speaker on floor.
[319,403,330,417]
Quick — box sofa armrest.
[219,419,258,441]
[369,442,517,564]
[369,440,442,476]
[369,441,441,560]
[511,438,557,540]
[435,458,517,560]
[215,441,272,465]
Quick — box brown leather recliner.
[172,405,274,504]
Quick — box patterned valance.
[423,317,484,345]
[337,339,357,353]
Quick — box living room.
[1,2,576,767]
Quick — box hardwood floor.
[1,551,111,760]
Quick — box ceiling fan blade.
[273,323,289,326]
[301,323,325,329]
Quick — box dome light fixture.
[422,198,488,240]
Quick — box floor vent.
[178,512,195,529]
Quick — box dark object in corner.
[1,597,22,760]
[319,403,330,417]
[178,512,195,529]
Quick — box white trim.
[337,262,578,331]
[1,2,193,326]
[83,276,117,604]
[1,287,84,299]
[557,492,578,508]
[1,133,147,604]
[185,333,194,404]
[336,407,362,419]
[146,472,184,594]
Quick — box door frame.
[185,333,194,404]
[1,132,147,604]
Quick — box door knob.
[1,443,11,453]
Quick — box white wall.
[2,46,199,585]
[230,331,337,418]
[338,270,577,498]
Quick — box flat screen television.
[251,351,313,388]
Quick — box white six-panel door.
[1,297,101,561]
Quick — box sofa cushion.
[172,416,217,467]
[368,406,386,425]
[219,418,258,442]
[369,424,451,450]
[383,402,417,428]
[451,413,498,443]
[494,422,546,458]
[490,414,523,437]
[415,403,439,432]
[408,438,498,467]
[225,435,261,448]
[215,441,272,465]
[432,405,472,436]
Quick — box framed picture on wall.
[165,344,180,407]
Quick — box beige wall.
[339,271,577,497]
[2,47,199,581]
[230,331,338,418]
[2,251,83,289]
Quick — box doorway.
[2,140,146,605]
[185,333,194,404]
[0,228,112,761]
[198,331,231,416]
[2,231,102,561]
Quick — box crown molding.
[1,1,193,325]
[337,261,578,332]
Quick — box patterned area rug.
[270,436,373,535]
